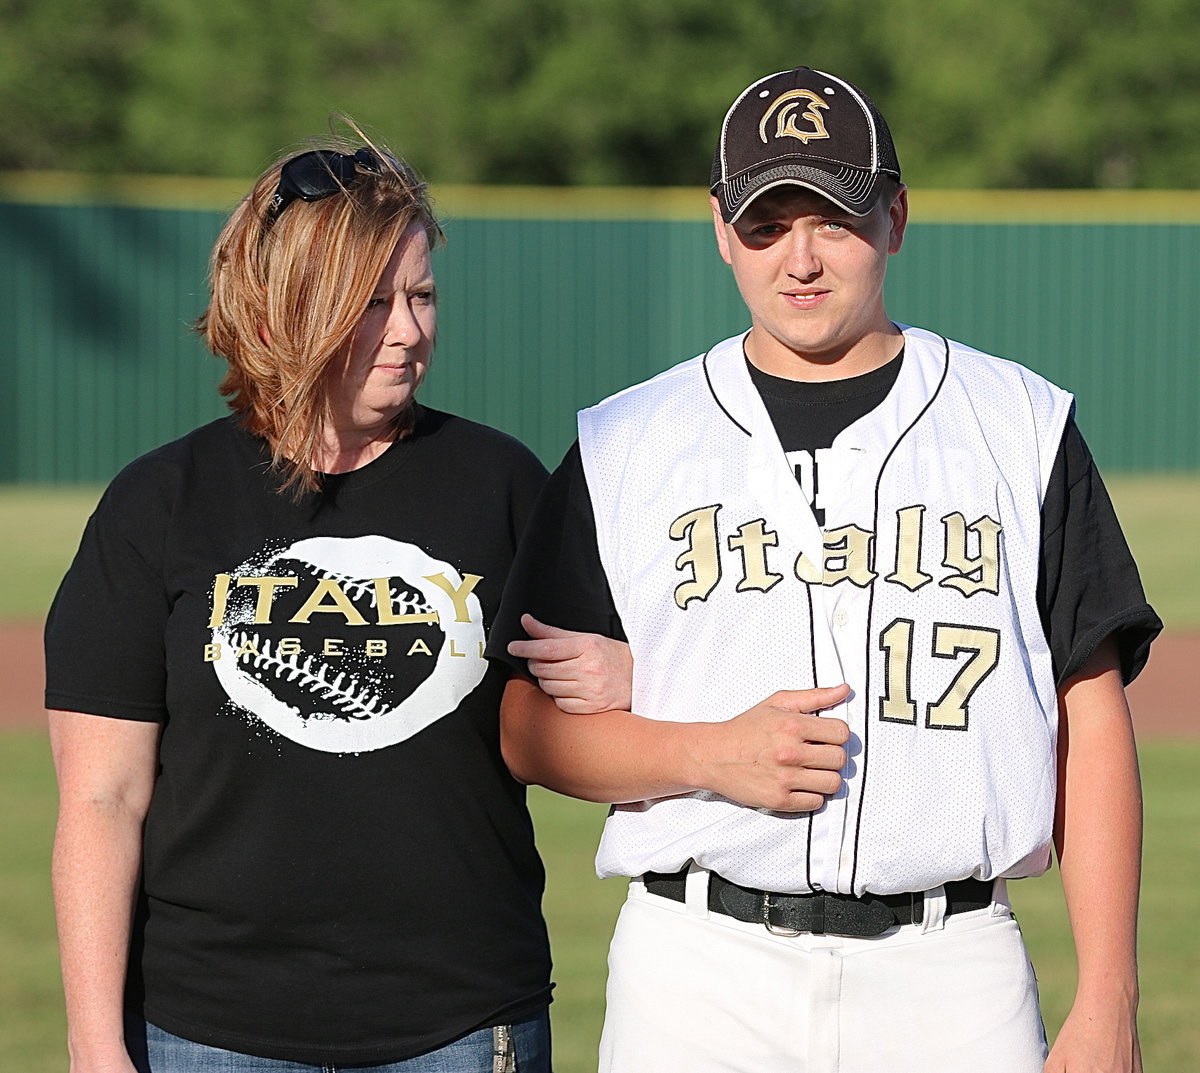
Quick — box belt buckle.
[760,888,900,938]
[761,891,806,936]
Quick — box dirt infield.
[2,620,1192,736]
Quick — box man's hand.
[507,613,633,713]
[692,686,852,811]
[1044,994,1141,1072]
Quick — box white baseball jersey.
[577,326,1073,896]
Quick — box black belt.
[642,868,993,938]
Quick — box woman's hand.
[66,1044,142,1073]
[507,613,633,713]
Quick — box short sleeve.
[486,442,625,675]
[498,435,551,549]
[44,461,176,721]
[1037,419,1162,686]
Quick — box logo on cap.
[758,90,830,145]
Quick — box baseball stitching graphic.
[210,535,486,753]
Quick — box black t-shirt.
[45,408,552,1065]
[489,352,1160,688]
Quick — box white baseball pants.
[599,868,1046,1073]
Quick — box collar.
[699,325,951,562]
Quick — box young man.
[489,66,1160,1072]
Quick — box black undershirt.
[749,352,902,526]
[489,354,1161,688]
[748,350,903,454]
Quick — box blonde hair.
[198,129,443,496]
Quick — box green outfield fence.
[2,176,1198,481]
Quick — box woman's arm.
[506,614,634,714]
[49,710,161,1073]
[1045,638,1143,1073]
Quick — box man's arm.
[499,673,852,812]
[49,710,160,1073]
[1045,637,1142,1073]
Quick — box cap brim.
[715,161,889,223]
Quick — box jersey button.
[833,608,849,627]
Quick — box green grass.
[1009,740,1200,1070]
[2,473,1197,1068]
[2,474,1197,627]
[5,734,1197,1072]
[0,732,65,1072]
[1,729,624,1073]
[1103,474,1200,631]
[0,485,103,621]
[528,790,626,1072]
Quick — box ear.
[257,324,271,347]
[711,197,733,266]
[887,184,909,256]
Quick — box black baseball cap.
[711,66,901,223]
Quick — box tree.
[1,0,1196,188]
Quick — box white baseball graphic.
[210,535,486,753]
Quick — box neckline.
[746,348,905,404]
[234,405,435,502]
[317,405,430,493]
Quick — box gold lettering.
[728,519,783,593]
[794,550,823,585]
[374,577,440,625]
[670,505,721,609]
[941,514,1002,597]
[236,638,260,659]
[878,619,917,724]
[291,579,370,625]
[449,640,467,658]
[885,506,933,591]
[423,573,483,623]
[366,639,387,657]
[278,638,301,657]
[323,638,344,656]
[236,576,299,623]
[203,643,221,662]
[821,525,876,587]
[928,625,1001,729]
[795,526,876,587]
[208,574,232,628]
[407,638,434,657]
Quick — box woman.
[45,138,625,1072]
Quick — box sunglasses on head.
[265,147,387,223]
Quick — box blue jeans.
[128,1012,551,1072]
